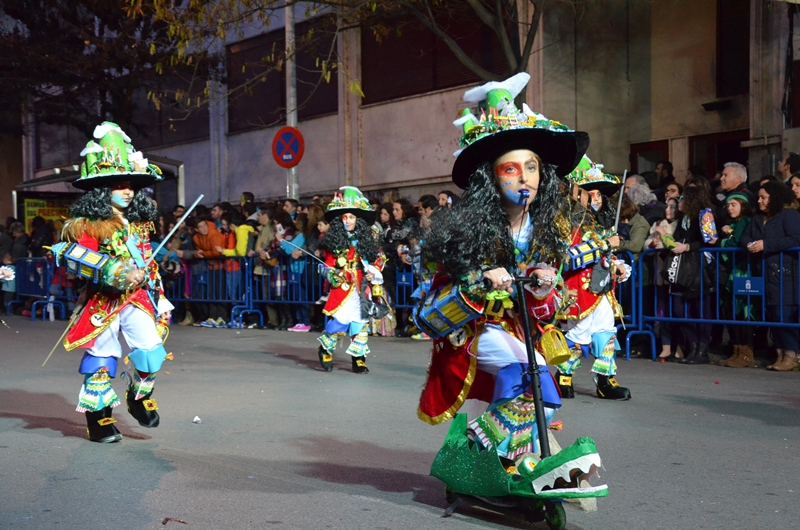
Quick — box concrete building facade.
[11,0,794,209]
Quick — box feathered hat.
[73,121,163,190]
[451,72,589,189]
[325,186,376,224]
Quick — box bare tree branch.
[465,0,517,71]
[408,2,504,82]
[518,0,542,73]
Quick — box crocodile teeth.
[531,453,603,494]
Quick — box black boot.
[122,372,160,428]
[318,346,334,372]
[351,356,369,374]
[678,343,698,364]
[556,371,574,399]
[685,343,710,365]
[85,406,122,443]
[595,374,631,400]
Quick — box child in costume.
[416,73,589,467]
[554,156,633,400]
[50,122,173,443]
[316,187,387,374]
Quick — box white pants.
[87,305,161,359]
[476,324,548,376]
[562,295,616,346]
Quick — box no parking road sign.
[272,126,305,169]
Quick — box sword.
[279,238,328,268]
[613,170,628,233]
[145,194,204,267]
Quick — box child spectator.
[718,193,756,367]
[0,253,16,311]
[269,210,295,330]
[286,213,311,332]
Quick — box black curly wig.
[423,161,567,281]
[319,216,380,263]
[69,187,159,223]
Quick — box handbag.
[662,242,707,299]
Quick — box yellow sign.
[23,198,72,233]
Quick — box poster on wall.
[15,192,80,234]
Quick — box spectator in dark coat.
[627,184,666,226]
[28,216,54,258]
[0,225,13,260]
[741,181,800,371]
[9,222,29,260]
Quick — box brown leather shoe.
[726,345,756,368]
[719,345,741,367]
[766,349,784,370]
[771,351,799,371]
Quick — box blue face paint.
[499,181,520,204]
[111,189,132,209]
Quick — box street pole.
[285,3,299,200]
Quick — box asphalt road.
[1,315,798,530]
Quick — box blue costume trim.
[565,338,591,357]
[591,331,618,356]
[127,344,168,373]
[490,363,561,410]
[79,353,118,377]
[324,317,366,337]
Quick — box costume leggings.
[558,331,617,376]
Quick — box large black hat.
[451,73,589,189]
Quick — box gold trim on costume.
[417,322,480,425]
[322,282,357,316]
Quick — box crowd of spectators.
[3,160,800,368]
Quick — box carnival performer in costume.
[554,156,633,400]
[50,121,172,443]
[316,186,387,374]
[416,73,587,465]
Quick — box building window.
[361,10,507,105]
[136,70,211,149]
[716,0,750,98]
[227,16,339,134]
[629,140,669,174]
[689,130,749,176]
[35,121,85,170]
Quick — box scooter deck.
[443,489,566,530]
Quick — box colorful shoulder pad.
[53,242,112,283]
[563,240,605,271]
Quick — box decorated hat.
[451,72,589,189]
[564,155,622,195]
[325,186,376,223]
[73,121,163,190]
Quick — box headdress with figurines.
[451,72,589,188]
[74,121,163,190]
[324,186,376,224]
[564,155,622,196]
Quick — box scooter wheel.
[544,501,566,530]
[444,488,458,504]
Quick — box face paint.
[493,150,541,206]
[111,187,133,209]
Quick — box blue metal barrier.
[7,258,68,320]
[635,246,800,359]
